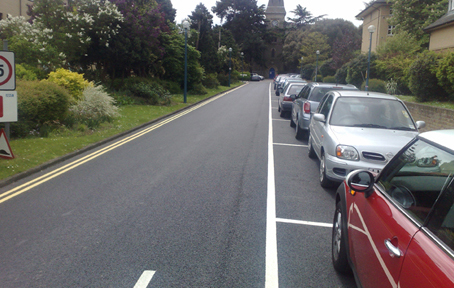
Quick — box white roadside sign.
[0,91,18,122]
[0,51,16,90]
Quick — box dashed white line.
[274,143,307,147]
[276,218,333,228]
[133,270,155,288]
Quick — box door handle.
[384,239,402,258]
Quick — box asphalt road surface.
[0,80,356,287]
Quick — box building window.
[387,25,395,36]
[389,6,393,15]
[0,13,3,20]
[271,49,275,58]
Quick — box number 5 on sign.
[0,51,15,90]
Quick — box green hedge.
[361,79,387,93]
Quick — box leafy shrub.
[217,73,230,86]
[345,53,378,88]
[67,85,119,129]
[323,76,336,83]
[15,64,38,81]
[361,79,387,93]
[313,75,323,82]
[128,82,171,105]
[408,51,447,102]
[334,65,348,84]
[436,52,454,98]
[203,73,220,89]
[189,83,208,95]
[386,79,398,95]
[320,59,336,77]
[13,80,71,137]
[46,68,93,101]
[301,64,315,80]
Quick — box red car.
[332,129,454,287]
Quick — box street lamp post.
[366,25,376,91]
[241,52,244,82]
[228,47,232,87]
[300,56,304,78]
[183,20,190,103]
[315,50,320,82]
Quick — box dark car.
[333,130,454,287]
[290,83,358,140]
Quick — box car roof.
[419,130,454,152]
[330,90,399,101]
[307,82,357,88]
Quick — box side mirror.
[346,170,375,197]
[416,121,426,129]
[312,113,326,123]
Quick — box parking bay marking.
[276,218,333,228]
[134,270,156,288]
[274,143,307,147]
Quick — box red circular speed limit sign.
[0,52,15,90]
[0,56,13,86]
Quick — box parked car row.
[272,77,454,287]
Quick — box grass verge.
[0,83,243,181]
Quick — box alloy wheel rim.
[334,211,342,255]
[320,155,325,182]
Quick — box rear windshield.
[309,87,353,102]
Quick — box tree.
[189,3,213,50]
[299,31,330,65]
[388,0,449,47]
[156,0,176,23]
[287,5,325,28]
[212,0,269,66]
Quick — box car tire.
[320,153,335,188]
[308,135,316,159]
[277,102,281,112]
[295,120,305,140]
[279,108,285,118]
[290,116,296,128]
[332,201,351,274]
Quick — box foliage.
[156,0,176,23]
[212,0,269,67]
[15,64,38,81]
[13,80,71,138]
[67,85,119,129]
[217,73,230,86]
[388,0,449,47]
[46,68,93,101]
[127,82,171,105]
[299,31,330,64]
[287,5,325,28]
[320,59,336,77]
[331,30,361,70]
[334,65,348,84]
[344,53,378,89]
[408,51,447,102]
[361,79,387,93]
[282,30,305,71]
[301,64,315,80]
[375,32,420,94]
[189,83,208,95]
[436,52,454,98]
[323,76,336,83]
[203,73,220,89]
[311,19,362,52]
[386,79,398,95]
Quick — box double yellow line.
[0,88,241,204]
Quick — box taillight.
[283,96,292,102]
[303,101,311,114]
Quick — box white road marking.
[133,270,155,288]
[272,118,288,122]
[274,143,307,147]
[266,83,279,288]
[276,218,333,228]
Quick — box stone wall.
[405,101,454,133]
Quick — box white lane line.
[272,118,288,122]
[266,83,279,288]
[276,218,333,228]
[274,143,307,147]
[134,270,155,288]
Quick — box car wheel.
[332,201,351,274]
[279,108,285,117]
[308,135,316,159]
[295,120,305,140]
[277,102,281,112]
[290,115,296,128]
[320,153,335,188]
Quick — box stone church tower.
[264,0,286,79]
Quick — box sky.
[172,0,366,27]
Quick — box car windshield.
[330,97,416,130]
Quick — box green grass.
[397,95,454,110]
[0,83,243,181]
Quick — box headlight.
[336,145,359,161]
